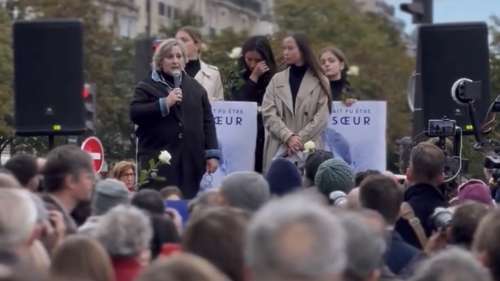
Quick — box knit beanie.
[220,171,270,212]
[266,158,302,196]
[453,179,494,207]
[92,179,129,216]
[314,158,354,198]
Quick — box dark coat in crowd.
[385,230,422,276]
[130,71,219,199]
[394,183,447,248]
[231,71,272,173]
[41,193,78,234]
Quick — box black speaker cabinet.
[413,22,491,136]
[14,20,85,136]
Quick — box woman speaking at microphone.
[130,38,220,198]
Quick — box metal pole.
[146,0,151,36]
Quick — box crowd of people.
[0,140,499,281]
[2,26,500,281]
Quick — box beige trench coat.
[262,68,330,172]
[194,60,224,102]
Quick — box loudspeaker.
[134,37,154,83]
[413,22,491,136]
[14,20,85,136]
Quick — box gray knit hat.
[92,179,129,216]
[220,171,270,212]
[314,158,355,198]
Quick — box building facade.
[133,0,273,37]
[100,0,140,38]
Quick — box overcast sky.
[385,0,499,32]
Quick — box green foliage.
[0,7,13,136]
[203,29,248,98]
[491,16,500,96]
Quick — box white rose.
[347,65,360,76]
[303,141,316,153]
[158,150,171,164]
[228,47,242,59]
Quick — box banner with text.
[200,101,258,191]
[323,101,387,172]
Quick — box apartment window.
[119,16,136,38]
[167,6,173,18]
[159,2,166,16]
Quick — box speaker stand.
[48,135,55,150]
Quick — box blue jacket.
[385,230,422,276]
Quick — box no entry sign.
[81,136,104,173]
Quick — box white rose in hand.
[158,150,172,164]
[303,141,316,153]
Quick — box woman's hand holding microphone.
[165,88,183,109]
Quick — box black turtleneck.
[160,71,175,87]
[330,79,347,101]
[185,59,201,78]
[289,64,308,107]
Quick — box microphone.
[172,71,182,106]
[173,71,182,89]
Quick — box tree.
[0,6,13,136]
[203,28,248,98]
[491,16,500,96]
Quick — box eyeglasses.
[121,172,135,178]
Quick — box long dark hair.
[239,36,277,87]
[287,33,332,112]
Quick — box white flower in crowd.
[347,65,360,76]
[303,141,316,153]
[228,47,242,59]
[158,150,171,164]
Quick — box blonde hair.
[152,38,187,71]
[110,161,135,179]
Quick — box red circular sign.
[81,136,105,173]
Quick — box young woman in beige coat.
[261,34,332,172]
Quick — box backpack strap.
[400,202,428,248]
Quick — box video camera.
[430,207,453,230]
[427,119,456,138]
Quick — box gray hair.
[245,192,346,281]
[0,189,37,249]
[152,38,187,71]
[95,205,152,258]
[220,171,270,212]
[337,211,386,281]
[410,247,491,281]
